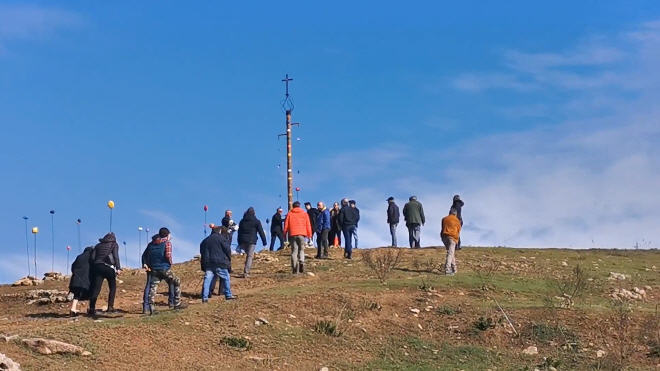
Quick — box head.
[225,210,232,218]
[292,201,301,209]
[244,207,255,218]
[333,202,339,209]
[453,194,461,202]
[341,198,349,207]
[159,227,170,239]
[449,207,458,216]
[349,200,356,207]
[304,202,312,210]
[277,208,283,215]
[409,195,417,201]
[317,201,325,210]
[387,196,394,203]
[212,225,222,234]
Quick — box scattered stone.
[288,314,296,319]
[611,288,646,301]
[254,254,279,263]
[43,272,66,281]
[522,346,538,355]
[417,324,423,330]
[320,367,329,371]
[608,272,628,281]
[1,334,18,343]
[25,290,71,305]
[0,352,21,371]
[11,276,43,287]
[192,254,201,261]
[409,308,420,314]
[22,338,87,355]
[306,272,316,277]
[255,317,269,326]
[596,349,606,358]
[561,261,568,267]
[644,285,652,291]
[117,279,124,284]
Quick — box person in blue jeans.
[200,226,237,301]
[338,198,360,259]
[141,234,174,313]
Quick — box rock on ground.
[11,277,43,287]
[43,272,66,281]
[522,346,538,355]
[0,352,21,371]
[22,338,88,356]
[608,272,628,281]
[25,290,72,305]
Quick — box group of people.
[67,194,465,316]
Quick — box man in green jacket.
[403,196,425,248]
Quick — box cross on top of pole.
[281,74,294,112]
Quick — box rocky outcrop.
[22,338,90,356]
[11,276,43,287]
[26,290,72,305]
[43,272,66,281]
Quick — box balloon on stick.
[203,205,208,236]
[138,226,143,267]
[22,216,30,277]
[122,241,127,269]
[295,187,301,201]
[76,218,82,253]
[107,200,115,232]
[66,245,71,275]
[31,227,39,278]
[49,210,55,273]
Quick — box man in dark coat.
[304,202,320,247]
[269,208,284,251]
[237,207,267,278]
[329,202,342,247]
[386,197,400,247]
[201,226,236,302]
[338,198,360,259]
[88,232,121,316]
[451,195,465,250]
[403,196,425,248]
[68,246,93,315]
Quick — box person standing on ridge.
[144,228,185,314]
[270,208,285,251]
[349,200,360,249]
[237,207,267,278]
[329,202,342,248]
[200,225,236,302]
[68,246,93,316]
[403,195,425,248]
[315,201,331,259]
[441,208,462,276]
[88,232,121,316]
[386,196,400,247]
[451,195,465,250]
[304,202,319,247]
[338,198,359,259]
[284,201,312,274]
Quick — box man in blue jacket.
[200,225,237,302]
[144,228,185,315]
[315,201,331,259]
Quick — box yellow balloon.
[107,200,115,209]
[31,227,39,234]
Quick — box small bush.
[555,264,590,308]
[609,299,634,369]
[314,320,341,337]
[436,306,462,316]
[418,277,435,292]
[221,336,251,350]
[368,302,382,311]
[529,323,579,346]
[473,317,496,331]
[362,248,403,283]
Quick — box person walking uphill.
[88,232,121,316]
[270,208,284,251]
[451,195,465,250]
[441,208,462,276]
[315,202,331,259]
[144,228,185,314]
[403,196,425,248]
[284,201,312,274]
[200,226,237,302]
[386,196,400,247]
[141,234,175,314]
[237,207,267,278]
[338,198,360,259]
[68,246,93,316]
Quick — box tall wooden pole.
[286,109,293,211]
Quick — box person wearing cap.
[386,197,400,247]
[284,201,312,273]
[441,208,462,275]
[403,196,425,248]
[451,195,465,250]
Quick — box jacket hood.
[83,246,94,254]
[99,232,116,243]
[289,207,306,214]
[243,207,256,220]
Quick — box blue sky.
[1,1,660,283]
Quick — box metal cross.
[282,74,293,98]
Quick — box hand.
[116,270,122,275]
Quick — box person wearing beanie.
[386,196,400,247]
[403,195,425,248]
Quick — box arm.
[305,217,312,238]
[283,215,290,238]
[113,243,121,271]
[141,246,149,268]
[258,221,267,245]
[165,240,173,265]
[420,205,425,225]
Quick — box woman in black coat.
[68,246,93,315]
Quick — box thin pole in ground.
[49,210,55,273]
[23,216,30,277]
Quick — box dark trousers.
[316,229,330,258]
[342,225,357,258]
[270,229,284,251]
[89,263,117,311]
[329,228,341,247]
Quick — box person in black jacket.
[329,202,342,247]
[338,198,360,259]
[68,246,93,316]
[201,226,237,301]
[304,202,319,247]
[386,196,400,247]
[451,195,465,250]
[88,232,121,316]
[269,208,284,251]
[237,207,267,278]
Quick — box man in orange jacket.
[284,201,313,274]
[441,208,462,276]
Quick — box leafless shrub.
[475,260,499,291]
[555,264,590,308]
[361,248,403,284]
[608,298,634,369]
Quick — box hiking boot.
[299,263,304,274]
[87,309,98,318]
[173,302,188,310]
[149,308,159,315]
[105,308,119,314]
[225,296,238,301]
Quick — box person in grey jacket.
[386,196,400,247]
[402,196,425,248]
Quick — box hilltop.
[0,247,658,370]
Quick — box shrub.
[555,264,590,308]
[361,248,403,284]
[221,336,251,350]
[314,320,341,337]
[436,306,462,316]
[473,317,496,331]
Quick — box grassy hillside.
[0,246,658,370]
